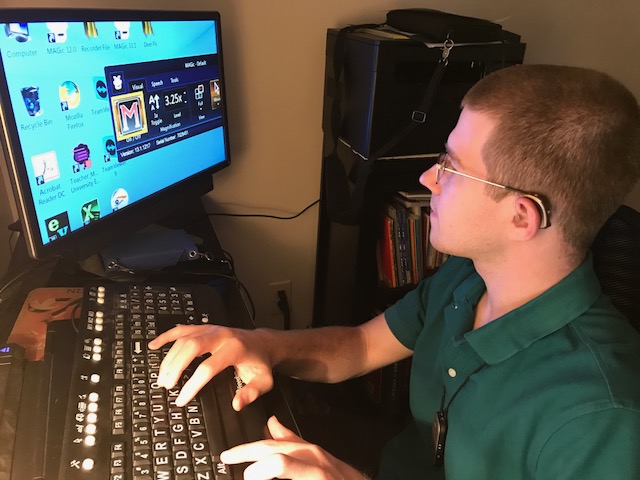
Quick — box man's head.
[461,64,640,256]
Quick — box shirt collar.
[457,253,602,365]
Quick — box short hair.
[461,64,640,256]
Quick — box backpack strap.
[324,27,453,224]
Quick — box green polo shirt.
[378,254,640,479]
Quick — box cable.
[207,199,319,221]
[206,272,256,327]
[0,255,61,304]
[207,249,255,327]
[219,248,235,273]
[7,230,17,257]
[70,301,82,333]
[277,289,291,330]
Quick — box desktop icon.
[104,137,117,161]
[84,22,98,38]
[4,23,29,42]
[114,21,130,40]
[59,81,80,110]
[81,199,100,225]
[111,188,129,211]
[73,143,92,170]
[95,78,108,100]
[142,21,154,36]
[46,22,68,43]
[31,151,60,185]
[21,86,42,116]
[45,212,70,241]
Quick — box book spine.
[395,207,409,286]
[378,214,397,288]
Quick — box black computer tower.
[314,27,526,327]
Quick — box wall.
[1,1,639,328]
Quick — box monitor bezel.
[0,8,230,261]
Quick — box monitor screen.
[0,9,230,260]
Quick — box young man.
[149,65,640,479]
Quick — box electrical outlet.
[269,280,292,316]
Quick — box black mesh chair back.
[591,204,640,332]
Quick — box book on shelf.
[377,213,397,288]
[407,210,422,283]
[377,191,447,288]
[394,203,411,286]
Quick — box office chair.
[591,204,640,332]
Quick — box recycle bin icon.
[21,86,42,117]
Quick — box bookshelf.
[314,154,442,331]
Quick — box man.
[149,65,640,479]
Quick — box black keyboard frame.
[56,282,269,480]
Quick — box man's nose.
[419,163,438,193]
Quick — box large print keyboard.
[58,282,257,480]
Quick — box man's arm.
[268,313,413,383]
[149,312,412,410]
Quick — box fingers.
[152,325,222,389]
[148,324,200,350]
[266,415,297,440]
[241,454,316,480]
[174,353,232,406]
[232,375,274,411]
[221,437,298,466]
[149,325,273,411]
[220,421,336,480]
[147,324,275,410]
[222,417,302,463]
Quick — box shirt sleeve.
[384,256,474,350]
[535,407,640,479]
[384,280,429,351]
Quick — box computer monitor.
[0,8,230,261]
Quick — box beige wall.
[1,1,640,328]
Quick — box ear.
[511,196,541,239]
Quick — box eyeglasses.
[435,152,551,229]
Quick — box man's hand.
[221,416,367,480]
[148,325,274,410]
